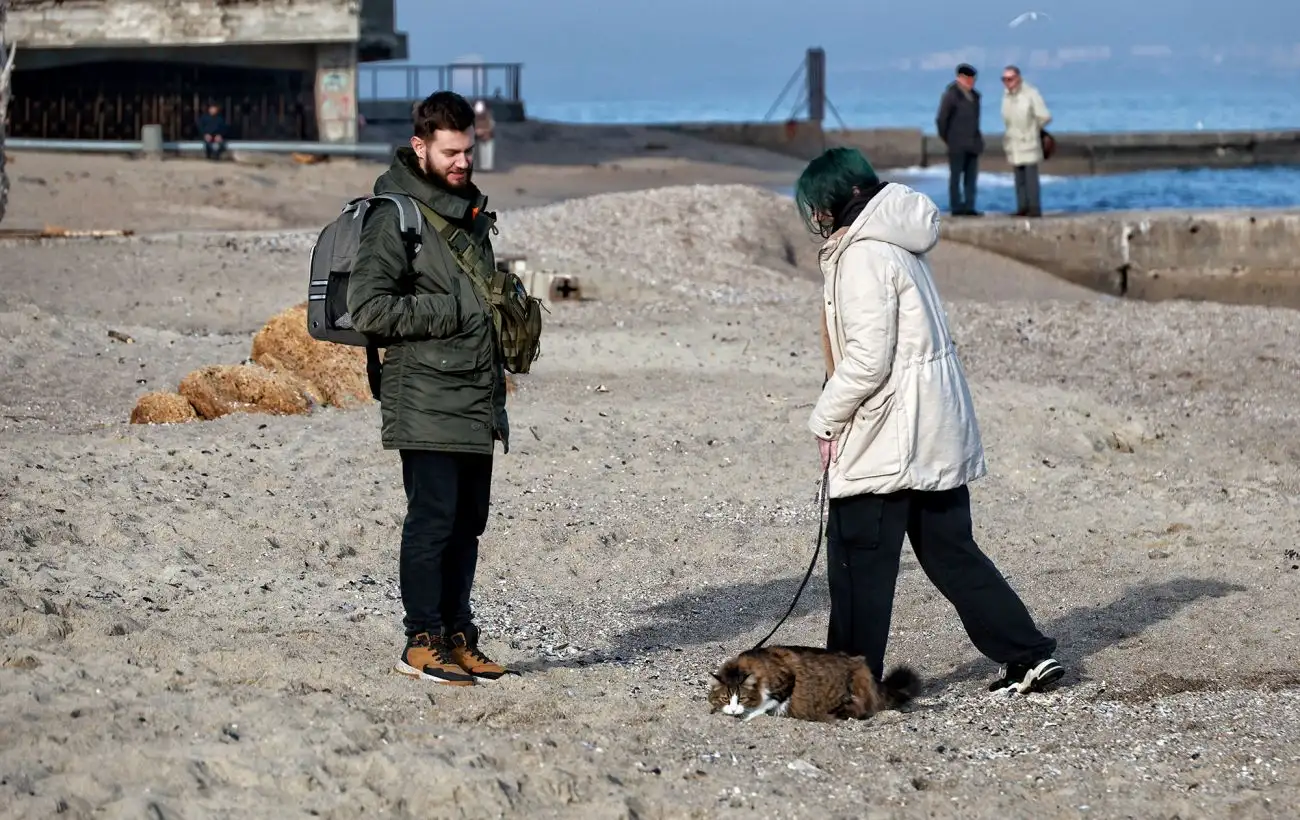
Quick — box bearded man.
[348,90,510,687]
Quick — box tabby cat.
[708,645,920,723]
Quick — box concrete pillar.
[315,43,358,143]
[140,124,164,159]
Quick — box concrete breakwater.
[656,121,1300,176]
[939,210,1300,308]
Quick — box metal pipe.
[7,138,395,158]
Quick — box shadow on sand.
[511,575,1247,690]
[919,576,1247,692]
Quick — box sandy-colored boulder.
[250,303,372,408]
[178,364,315,420]
[129,391,199,425]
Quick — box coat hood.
[819,182,942,268]
[373,146,487,221]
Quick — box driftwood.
[0,0,14,226]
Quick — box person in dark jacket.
[347,90,510,687]
[197,103,228,161]
[935,64,984,216]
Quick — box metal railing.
[7,137,394,158]
[358,62,522,103]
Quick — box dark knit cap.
[956,63,977,77]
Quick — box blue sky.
[392,0,1300,101]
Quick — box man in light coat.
[793,146,1064,696]
[1000,65,1052,217]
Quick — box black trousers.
[947,151,979,214]
[1014,163,1042,216]
[826,484,1056,679]
[203,137,226,160]
[399,449,493,637]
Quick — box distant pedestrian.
[474,99,496,172]
[197,102,228,162]
[935,64,984,216]
[1000,66,1052,217]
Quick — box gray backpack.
[306,194,424,398]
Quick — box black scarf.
[832,180,890,232]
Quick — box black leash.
[750,465,831,651]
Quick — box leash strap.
[750,464,831,651]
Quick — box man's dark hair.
[412,91,475,139]
[956,63,977,77]
[1004,65,1022,76]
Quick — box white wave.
[882,165,1065,187]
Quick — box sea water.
[525,85,1300,212]
[786,165,1300,213]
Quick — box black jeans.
[947,151,979,214]
[203,137,226,161]
[1014,163,1042,216]
[399,449,493,637]
[826,484,1056,679]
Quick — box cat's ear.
[710,671,723,683]
[742,674,757,687]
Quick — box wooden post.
[0,0,13,226]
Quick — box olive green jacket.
[347,148,509,454]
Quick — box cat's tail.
[881,665,922,708]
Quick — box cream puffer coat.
[1001,81,1052,166]
[808,183,987,499]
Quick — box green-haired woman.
[795,147,1064,695]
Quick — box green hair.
[793,147,879,238]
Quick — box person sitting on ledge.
[198,102,229,162]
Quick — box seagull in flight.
[1009,11,1050,27]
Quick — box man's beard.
[421,156,472,190]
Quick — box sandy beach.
[1,128,1297,819]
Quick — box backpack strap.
[413,201,495,293]
[351,193,427,401]
[365,193,425,257]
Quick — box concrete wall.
[669,120,1300,175]
[940,211,1300,308]
[8,0,360,47]
[830,128,925,170]
[922,130,1300,175]
[648,120,829,161]
[358,0,406,61]
[16,43,319,72]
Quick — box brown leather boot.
[394,632,475,686]
[447,625,508,681]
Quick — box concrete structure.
[940,210,1300,308]
[919,129,1300,175]
[650,120,829,165]
[666,120,1300,176]
[6,0,407,142]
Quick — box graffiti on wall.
[316,66,355,142]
